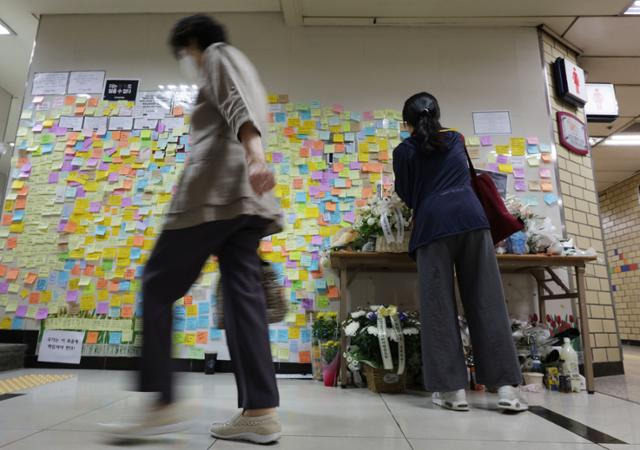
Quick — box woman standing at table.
[392,92,526,412]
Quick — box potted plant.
[311,312,338,381]
[342,305,421,393]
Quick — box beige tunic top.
[163,43,283,237]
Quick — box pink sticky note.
[48,172,59,184]
[272,153,283,163]
[36,307,49,320]
[487,163,499,172]
[497,155,509,164]
[527,137,540,145]
[514,181,527,191]
[349,162,361,170]
[89,202,101,213]
[513,168,525,179]
[312,236,323,245]
[343,212,355,223]
[311,171,323,181]
[108,173,119,182]
[540,168,552,178]
[480,136,492,146]
[15,305,28,318]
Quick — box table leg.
[576,266,595,394]
[339,268,349,388]
[534,269,546,323]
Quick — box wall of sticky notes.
[0,14,568,363]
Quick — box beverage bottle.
[560,338,581,393]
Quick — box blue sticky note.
[12,210,25,222]
[198,316,209,329]
[173,318,186,331]
[210,328,222,340]
[36,279,48,291]
[269,329,277,342]
[275,113,286,123]
[119,281,131,292]
[130,248,141,260]
[300,328,311,343]
[109,332,122,344]
[277,329,289,343]
[186,317,198,330]
[299,165,309,175]
[11,317,24,330]
[295,192,307,203]
[175,153,186,163]
[95,225,107,236]
[109,307,120,318]
[290,341,299,353]
[544,194,558,206]
[198,302,210,314]
[174,306,186,319]
[319,131,331,141]
[527,144,540,155]
[315,279,327,290]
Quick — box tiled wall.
[540,31,622,367]
[600,173,640,342]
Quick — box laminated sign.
[38,330,85,364]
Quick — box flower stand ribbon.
[376,306,406,375]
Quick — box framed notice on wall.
[557,112,589,156]
[103,79,139,101]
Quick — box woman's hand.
[248,159,276,195]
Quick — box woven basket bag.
[215,261,288,329]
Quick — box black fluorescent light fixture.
[0,18,15,35]
[625,0,640,14]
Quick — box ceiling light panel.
[0,19,14,35]
[624,0,640,14]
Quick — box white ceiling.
[0,0,638,191]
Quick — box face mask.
[178,54,200,82]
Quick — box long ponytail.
[402,92,447,156]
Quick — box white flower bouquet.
[341,305,421,374]
[353,190,411,252]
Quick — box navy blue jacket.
[393,130,489,258]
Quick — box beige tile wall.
[540,31,621,364]
[600,173,640,342]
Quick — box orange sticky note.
[121,304,133,318]
[326,202,337,212]
[133,236,145,247]
[6,237,17,250]
[64,221,78,233]
[0,265,6,277]
[29,292,40,304]
[86,331,99,344]
[173,106,184,116]
[328,286,339,299]
[260,241,273,252]
[25,272,38,285]
[299,351,311,364]
[64,96,75,105]
[541,181,554,192]
[196,331,208,344]
[7,268,19,281]
[541,153,552,163]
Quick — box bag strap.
[457,132,477,180]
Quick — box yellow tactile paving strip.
[0,374,74,394]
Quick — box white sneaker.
[99,402,188,441]
[497,385,528,412]
[432,389,469,411]
[210,411,282,444]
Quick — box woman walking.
[393,92,526,412]
[105,14,283,443]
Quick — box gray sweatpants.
[417,229,522,392]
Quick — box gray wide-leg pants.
[417,229,522,392]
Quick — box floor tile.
[0,429,41,447]
[382,391,590,443]
[212,436,411,449]
[0,430,214,450]
[410,440,602,450]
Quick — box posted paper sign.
[68,71,105,94]
[32,72,69,96]
[38,330,85,364]
[472,111,512,135]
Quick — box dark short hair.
[169,14,227,58]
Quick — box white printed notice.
[59,116,84,131]
[83,116,108,131]
[108,116,134,131]
[472,111,512,135]
[31,72,69,96]
[38,330,85,364]
[68,71,105,94]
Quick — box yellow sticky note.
[289,327,301,339]
[186,304,198,317]
[495,145,510,155]
[510,138,526,156]
[498,164,513,174]
[184,333,196,346]
[278,347,290,361]
[296,313,306,326]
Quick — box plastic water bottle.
[560,338,581,393]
